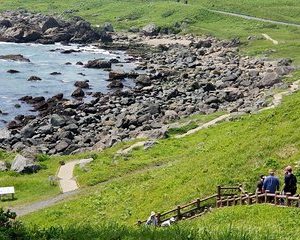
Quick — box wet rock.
[75,80,90,89]
[7,69,20,74]
[50,72,62,75]
[109,71,127,80]
[84,59,112,69]
[71,88,85,98]
[135,74,151,87]
[28,76,42,81]
[0,54,30,62]
[108,80,124,89]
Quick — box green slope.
[18,90,300,229]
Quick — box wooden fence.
[137,185,244,225]
[137,185,300,226]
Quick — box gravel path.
[208,9,300,28]
[58,158,93,193]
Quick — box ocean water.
[0,42,137,128]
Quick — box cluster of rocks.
[0,10,106,44]
[0,32,294,155]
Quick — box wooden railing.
[216,191,300,208]
[137,185,300,226]
[137,185,245,225]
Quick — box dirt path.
[262,34,278,45]
[12,160,175,217]
[208,9,300,28]
[58,158,93,193]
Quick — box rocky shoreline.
[0,11,295,156]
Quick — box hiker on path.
[145,211,158,226]
[256,175,265,194]
[262,169,280,194]
[283,166,297,195]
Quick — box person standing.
[262,169,280,194]
[283,166,297,195]
[145,211,158,226]
[256,175,265,194]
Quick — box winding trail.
[208,9,300,28]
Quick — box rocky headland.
[0,10,110,44]
[0,12,295,156]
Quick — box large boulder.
[142,23,159,36]
[257,72,281,88]
[84,59,112,69]
[0,54,30,62]
[41,17,61,32]
[135,75,151,87]
[50,114,66,127]
[10,154,40,173]
[0,19,12,28]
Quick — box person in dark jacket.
[283,166,297,195]
[256,175,265,194]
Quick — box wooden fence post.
[286,193,291,206]
[226,197,230,206]
[264,191,268,203]
[247,194,251,205]
[196,198,201,210]
[217,185,221,199]
[157,213,161,225]
[177,206,181,219]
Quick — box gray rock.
[257,72,280,88]
[135,74,151,87]
[28,76,42,81]
[11,154,40,173]
[84,59,111,69]
[71,88,85,98]
[0,161,7,171]
[55,140,69,152]
[50,114,66,127]
[142,23,159,36]
[102,22,114,32]
[144,140,157,150]
[41,17,61,32]
[20,125,35,138]
[0,54,30,62]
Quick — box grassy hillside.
[1,1,300,238]
[18,90,300,230]
[1,0,300,64]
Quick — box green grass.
[193,204,300,239]
[18,90,300,230]
[0,151,103,208]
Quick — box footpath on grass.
[10,80,300,217]
[208,9,300,28]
